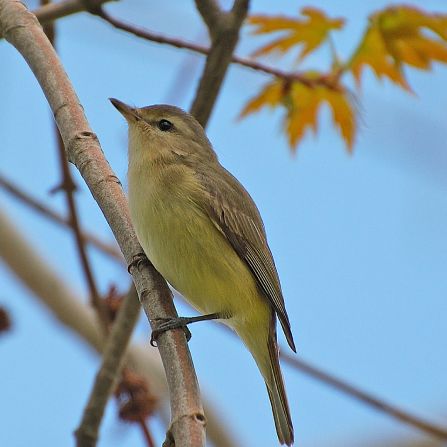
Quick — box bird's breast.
[128,164,261,319]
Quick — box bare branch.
[281,352,447,441]
[85,7,330,90]
[0,174,123,262]
[194,0,220,35]
[75,286,141,446]
[191,0,249,126]
[53,112,109,325]
[28,0,332,90]
[0,2,205,446]
[34,0,111,24]
[231,0,249,18]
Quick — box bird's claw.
[150,317,192,347]
[127,252,149,274]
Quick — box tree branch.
[35,0,111,24]
[194,0,220,36]
[0,2,205,446]
[88,6,327,89]
[25,0,334,90]
[191,0,249,126]
[281,352,447,441]
[0,174,123,262]
[75,285,141,446]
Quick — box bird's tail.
[266,331,294,445]
[242,320,294,445]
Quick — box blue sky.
[1,1,447,446]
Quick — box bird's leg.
[150,313,223,347]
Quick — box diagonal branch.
[87,7,330,89]
[28,0,335,90]
[75,285,141,445]
[281,352,447,441]
[35,0,111,24]
[52,105,109,326]
[0,174,123,262]
[0,2,205,446]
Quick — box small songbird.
[110,99,296,445]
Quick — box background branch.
[30,0,326,89]
[0,174,123,262]
[194,0,220,34]
[35,0,111,24]
[0,2,205,446]
[191,0,249,125]
[75,285,141,446]
[281,352,447,441]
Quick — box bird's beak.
[109,98,139,122]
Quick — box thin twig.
[53,114,109,326]
[0,2,206,446]
[281,352,447,441]
[76,4,331,89]
[27,0,338,89]
[0,174,123,262]
[138,416,156,447]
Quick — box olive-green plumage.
[110,99,296,445]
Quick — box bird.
[110,98,296,445]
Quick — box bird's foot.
[150,317,192,347]
[149,313,222,347]
[127,252,149,274]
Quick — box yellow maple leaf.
[248,7,345,61]
[349,5,447,90]
[239,80,285,116]
[240,76,356,152]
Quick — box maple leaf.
[349,5,447,90]
[248,7,345,61]
[239,80,286,116]
[240,76,356,152]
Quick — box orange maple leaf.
[248,7,345,61]
[349,5,447,90]
[240,76,356,152]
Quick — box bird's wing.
[197,166,296,352]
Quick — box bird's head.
[110,98,217,165]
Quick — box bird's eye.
[158,119,173,131]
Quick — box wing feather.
[197,165,296,352]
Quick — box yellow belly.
[128,172,270,332]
